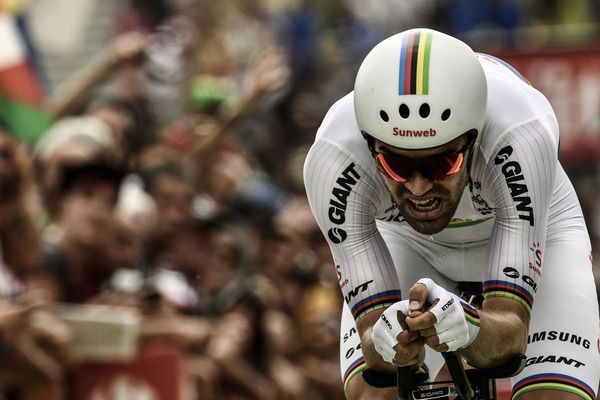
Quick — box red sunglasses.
[375,138,474,183]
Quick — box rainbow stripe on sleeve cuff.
[512,373,595,400]
[460,301,480,327]
[483,280,533,315]
[343,357,367,390]
[351,290,402,321]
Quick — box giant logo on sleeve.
[328,228,347,244]
[494,146,534,226]
[327,163,360,244]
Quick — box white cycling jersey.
[304,55,600,399]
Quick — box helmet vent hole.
[441,109,451,121]
[379,110,389,122]
[399,104,410,119]
[419,103,430,118]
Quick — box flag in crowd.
[0,1,51,143]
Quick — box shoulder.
[304,92,379,181]
[303,94,390,217]
[315,92,360,143]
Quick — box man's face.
[374,135,471,235]
[60,177,118,249]
[150,174,194,237]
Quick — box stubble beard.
[390,173,470,235]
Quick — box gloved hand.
[371,300,424,366]
[410,278,480,352]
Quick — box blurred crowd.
[1,0,600,399]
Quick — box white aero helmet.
[354,28,487,149]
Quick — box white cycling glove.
[417,278,480,351]
[371,300,410,364]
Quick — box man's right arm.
[303,138,404,373]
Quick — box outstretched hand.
[245,47,291,99]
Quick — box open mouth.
[408,197,440,211]
[405,197,444,219]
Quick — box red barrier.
[495,46,600,163]
[71,342,184,400]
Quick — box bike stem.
[397,366,413,400]
[442,352,478,400]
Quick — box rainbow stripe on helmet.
[398,30,432,96]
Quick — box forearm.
[47,51,119,118]
[461,297,529,368]
[47,32,146,118]
[0,206,41,274]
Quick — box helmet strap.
[361,131,377,156]
[464,129,479,180]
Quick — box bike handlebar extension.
[396,352,526,400]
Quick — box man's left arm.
[461,296,529,366]
[471,118,558,366]
[408,118,559,367]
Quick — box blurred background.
[0,0,599,399]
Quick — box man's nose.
[403,171,433,196]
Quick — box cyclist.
[303,28,600,400]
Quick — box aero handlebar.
[397,352,526,400]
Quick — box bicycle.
[396,351,526,400]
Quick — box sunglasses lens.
[376,154,410,182]
[426,153,463,180]
[377,152,464,182]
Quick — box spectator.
[33,116,119,219]
[0,126,73,400]
[31,160,125,303]
[85,95,148,161]
[0,126,42,282]
[206,282,306,400]
[141,161,196,263]
[148,218,219,315]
